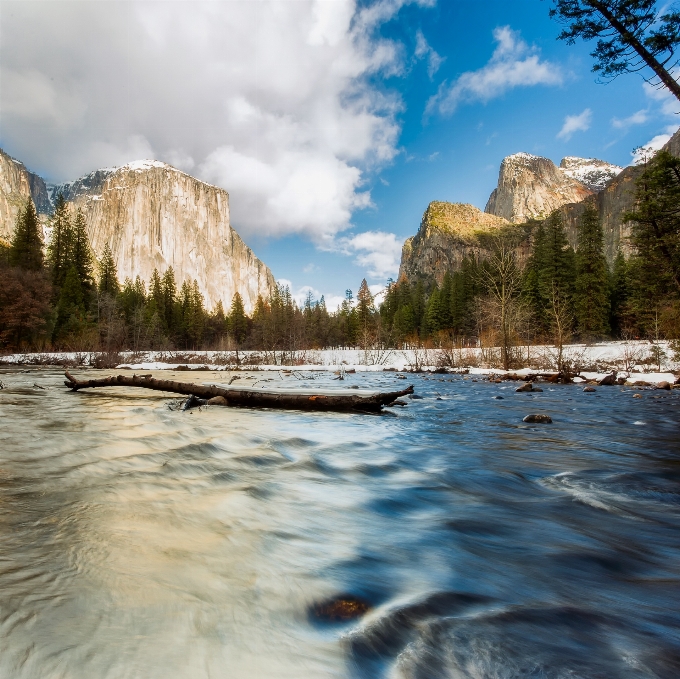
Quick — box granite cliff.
[57,160,275,312]
[0,152,275,312]
[0,149,51,241]
[400,131,678,281]
[559,128,680,262]
[399,202,510,284]
[484,152,616,223]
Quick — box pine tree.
[71,209,94,294]
[54,265,87,343]
[47,193,72,287]
[574,202,610,338]
[229,292,248,345]
[356,278,374,343]
[610,250,629,335]
[10,199,44,271]
[98,243,120,296]
[161,267,178,335]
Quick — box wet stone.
[311,595,371,623]
[523,414,553,424]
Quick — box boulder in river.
[515,382,534,392]
[583,387,596,393]
[523,414,553,423]
[656,381,671,390]
[598,372,617,386]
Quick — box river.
[1,367,679,679]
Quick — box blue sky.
[255,0,678,307]
[1,0,677,309]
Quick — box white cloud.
[414,29,444,79]
[427,26,562,116]
[557,108,592,140]
[632,124,679,163]
[0,0,433,242]
[276,279,345,311]
[643,82,680,116]
[612,109,649,129]
[336,230,405,279]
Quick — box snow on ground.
[1,341,678,382]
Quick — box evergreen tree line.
[1,151,679,358]
[378,150,680,366]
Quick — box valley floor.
[1,341,678,386]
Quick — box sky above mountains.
[1,0,678,309]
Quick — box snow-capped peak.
[559,156,623,192]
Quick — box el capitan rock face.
[399,202,510,285]
[485,152,594,223]
[58,160,274,312]
[0,148,51,240]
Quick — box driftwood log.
[63,371,414,412]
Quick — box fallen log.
[63,371,414,413]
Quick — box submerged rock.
[583,387,596,393]
[311,595,371,623]
[523,414,553,424]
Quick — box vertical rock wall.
[65,161,274,312]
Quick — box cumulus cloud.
[0,0,431,241]
[336,230,404,279]
[632,124,679,163]
[414,29,444,79]
[612,109,649,129]
[427,26,562,116]
[643,82,680,116]
[557,108,592,140]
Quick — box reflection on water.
[1,368,679,679]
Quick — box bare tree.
[476,234,526,370]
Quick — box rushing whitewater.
[1,367,679,679]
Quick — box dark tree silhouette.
[549,0,680,102]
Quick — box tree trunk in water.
[63,371,415,413]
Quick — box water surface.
[1,367,679,679]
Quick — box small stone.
[633,393,643,398]
[583,386,596,393]
[523,414,552,423]
[656,381,671,390]
[409,394,423,400]
[493,395,504,400]
[207,396,228,405]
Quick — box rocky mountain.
[399,202,510,284]
[484,152,595,223]
[0,149,51,241]
[398,128,680,281]
[60,160,275,312]
[559,128,680,262]
[0,152,275,312]
[559,156,622,192]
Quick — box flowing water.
[1,367,679,679]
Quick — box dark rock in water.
[436,397,443,401]
[515,382,543,391]
[583,387,596,393]
[409,394,424,400]
[598,372,617,386]
[182,394,208,410]
[657,381,671,390]
[523,414,552,423]
[493,395,504,399]
[311,594,371,623]
[207,395,228,405]
[532,387,543,392]
[385,400,407,407]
